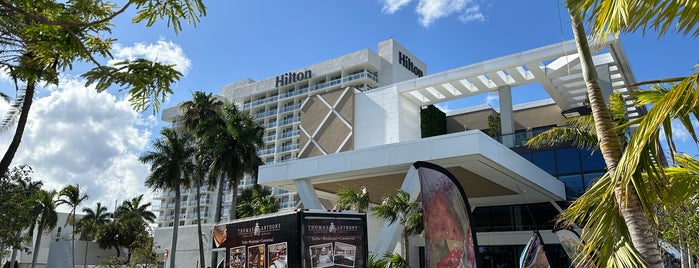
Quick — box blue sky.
[1,0,697,211]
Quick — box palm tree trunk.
[211,176,224,266]
[30,230,43,268]
[402,233,409,268]
[568,9,663,267]
[10,230,21,265]
[196,178,205,268]
[228,177,239,221]
[72,206,76,268]
[171,187,181,268]
[84,240,89,268]
[0,81,35,175]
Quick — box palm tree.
[56,184,89,268]
[334,186,370,213]
[237,184,280,218]
[372,190,422,266]
[30,189,58,268]
[556,1,699,265]
[141,128,195,267]
[114,195,156,225]
[526,92,628,150]
[181,91,224,268]
[77,202,111,268]
[212,104,265,221]
[96,221,122,257]
[4,165,43,266]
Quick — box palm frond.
[0,91,24,131]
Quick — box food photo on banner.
[414,161,479,268]
[302,217,367,268]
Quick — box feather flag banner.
[415,161,478,268]
[519,231,551,268]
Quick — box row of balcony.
[153,186,212,198]
[262,130,300,143]
[242,70,378,110]
[263,116,300,130]
[257,143,299,156]
[161,213,212,221]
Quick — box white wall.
[354,86,421,150]
[154,224,213,268]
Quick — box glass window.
[490,206,513,232]
[584,172,605,188]
[531,151,556,175]
[559,174,584,198]
[581,149,606,171]
[556,148,581,174]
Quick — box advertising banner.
[415,161,478,268]
[302,216,367,268]
[220,212,300,268]
[519,231,551,268]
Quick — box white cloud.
[458,5,485,23]
[435,102,451,113]
[110,40,191,75]
[485,92,499,106]
[380,0,484,27]
[381,0,413,14]
[0,76,156,213]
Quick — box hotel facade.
[154,37,639,268]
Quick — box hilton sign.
[276,70,312,87]
[399,51,423,77]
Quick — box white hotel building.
[154,37,639,268]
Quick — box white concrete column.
[372,165,421,255]
[596,64,613,105]
[498,86,515,147]
[294,179,325,209]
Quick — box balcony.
[243,95,279,110]
[279,130,299,139]
[257,148,276,156]
[266,122,277,129]
[279,117,300,126]
[278,144,299,153]
[254,109,278,119]
[343,70,379,84]
[280,103,301,113]
[263,134,277,142]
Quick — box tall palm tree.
[141,128,195,267]
[555,1,699,265]
[181,91,224,268]
[114,195,156,225]
[30,189,58,268]
[213,104,264,220]
[372,190,422,266]
[77,202,111,268]
[56,184,89,268]
[334,186,370,213]
[237,184,280,218]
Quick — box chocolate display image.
[213,225,228,248]
[309,243,334,268]
[247,244,265,268]
[230,246,246,268]
[333,242,356,268]
[267,242,288,268]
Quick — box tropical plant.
[372,190,423,266]
[237,184,280,218]
[0,0,207,175]
[77,202,111,268]
[141,127,195,266]
[383,252,409,268]
[485,113,501,137]
[212,104,265,220]
[0,165,42,265]
[127,229,158,268]
[368,254,389,268]
[30,189,58,268]
[56,184,89,267]
[334,186,370,213]
[114,195,156,225]
[559,1,699,266]
[526,92,628,150]
[181,91,224,267]
[96,221,123,258]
